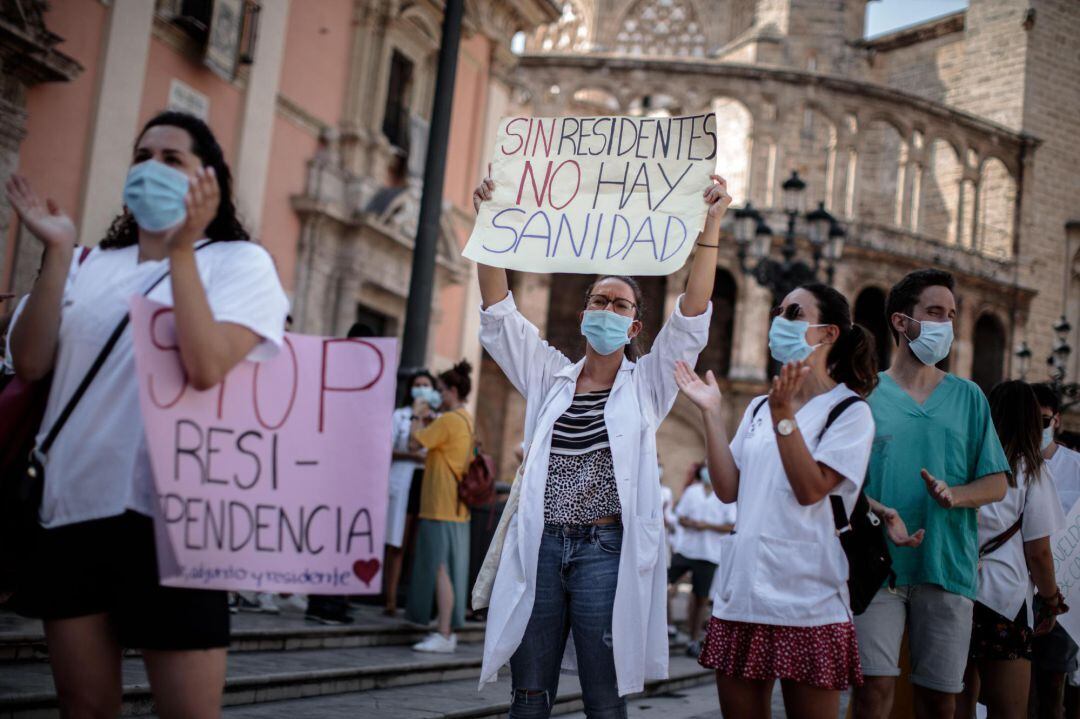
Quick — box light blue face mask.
[122,159,190,232]
[581,310,633,356]
[411,385,442,410]
[903,315,954,366]
[768,316,826,364]
[1043,425,1056,451]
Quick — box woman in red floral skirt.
[674,283,878,719]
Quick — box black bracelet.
[696,242,720,249]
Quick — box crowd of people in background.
[2,108,1079,719]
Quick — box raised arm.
[680,174,730,317]
[472,170,509,309]
[674,361,740,503]
[5,176,77,381]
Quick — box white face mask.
[1043,425,1056,451]
[902,314,954,366]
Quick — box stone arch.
[569,86,622,114]
[612,0,708,57]
[856,119,904,226]
[921,138,963,245]
[854,286,892,371]
[712,96,753,206]
[975,156,1017,258]
[794,105,838,212]
[697,268,738,377]
[971,312,1007,393]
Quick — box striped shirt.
[550,389,611,456]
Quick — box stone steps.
[215,655,713,719]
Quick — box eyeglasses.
[771,303,804,321]
[586,294,637,314]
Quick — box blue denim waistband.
[543,521,622,538]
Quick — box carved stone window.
[614,0,707,58]
[537,1,590,52]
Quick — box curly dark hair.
[438,360,473,401]
[100,111,249,249]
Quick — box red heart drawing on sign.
[353,558,381,586]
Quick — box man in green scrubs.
[851,269,1009,719]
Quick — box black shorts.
[970,601,1031,662]
[667,553,718,599]
[14,511,229,650]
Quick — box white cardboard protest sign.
[463,113,718,275]
[1050,500,1080,643]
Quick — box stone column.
[77,0,155,247]
[234,0,289,236]
[728,276,771,382]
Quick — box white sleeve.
[674,485,698,519]
[813,399,875,493]
[1023,469,1067,541]
[478,291,571,398]
[205,243,289,362]
[728,398,762,471]
[633,294,712,423]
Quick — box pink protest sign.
[129,296,395,594]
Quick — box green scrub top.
[864,372,1010,599]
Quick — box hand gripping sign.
[463,113,718,275]
[130,297,395,594]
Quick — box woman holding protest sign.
[955,380,1067,719]
[5,111,288,717]
[674,284,878,719]
[471,169,730,717]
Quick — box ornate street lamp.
[734,170,847,303]
[1018,315,1080,409]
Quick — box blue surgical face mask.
[903,315,954,366]
[1043,425,1056,451]
[768,316,826,364]
[411,385,442,410]
[581,310,633,356]
[122,159,190,232]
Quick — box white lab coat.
[477,291,712,696]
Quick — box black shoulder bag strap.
[750,396,769,420]
[979,515,1024,558]
[815,396,866,531]
[37,243,210,457]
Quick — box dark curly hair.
[100,111,249,248]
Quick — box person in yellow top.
[406,360,475,652]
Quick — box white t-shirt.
[1048,445,1080,516]
[674,480,736,564]
[977,464,1065,621]
[6,241,289,528]
[660,483,678,548]
[712,384,875,627]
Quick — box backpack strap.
[818,396,866,442]
[750,396,768,419]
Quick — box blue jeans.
[509,523,626,719]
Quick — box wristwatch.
[775,418,797,436]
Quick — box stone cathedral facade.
[474,0,1080,484]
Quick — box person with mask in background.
[852,269,1009,719]
[4,111,289,717]
[956,380,1066,719]
[1031,382,1080,719]
[407,361,475,654]
[668,463,735,658]
[382,369,438,616]
[675,283,879,719]
[471,171,730,717]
